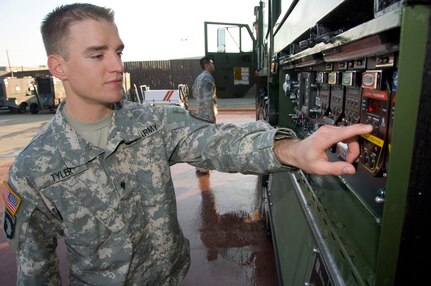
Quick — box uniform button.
[120,181,126,189]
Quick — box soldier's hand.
[274,124,373,176]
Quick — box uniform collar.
[52,101,144,168]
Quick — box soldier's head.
[41,3,125,107]
[200,56,215,73]
[41,3,115,60]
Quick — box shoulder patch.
[3,209,16,239]
[1,180,21,215]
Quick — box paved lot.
[0,110,54,179]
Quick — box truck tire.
[18,103,27,113]
[30,103,40,114]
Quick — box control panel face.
[317,72,331,119]
[280,58,396,214]
[297,73,306,112]
[342,71,362,126]
[330,85,345,125]
[326,72,345,125]
[359,70,390,176]
[301,72,319,117]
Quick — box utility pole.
[6,50,13,77]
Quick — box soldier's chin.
[103,92,123,103]
[112,89,123,97]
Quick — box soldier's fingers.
[344,140,360,163]
[315,124,372,149]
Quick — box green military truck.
[0,76,33,113]
[0,75,65,114]
[252,0,431,285]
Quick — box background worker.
[192,56,218,123]
[192,56,218,173]
[2,3,372,286]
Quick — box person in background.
[193,56,218,123]
[192,56,218,173]
[1,3,372,286]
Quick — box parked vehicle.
[0,75,65,113]
[0,76,34,113]
[251,1,431,285]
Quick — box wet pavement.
[0,105,279,286]
[176,110,278,286]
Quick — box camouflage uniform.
[4,100,296,285]
[192,71,217,122]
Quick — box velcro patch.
[2,180,21,215]
[4,209,16,239]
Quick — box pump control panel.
[359,70,390,176]
[253,1,429,285]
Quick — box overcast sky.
[0,0,258,67]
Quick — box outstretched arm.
[274,124,373,176]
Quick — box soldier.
[1,3,372,286]
[192,56,218,123]
[192,56,217,173]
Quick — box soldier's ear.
[48,54,67,80]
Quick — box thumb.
[312,161,357,176]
